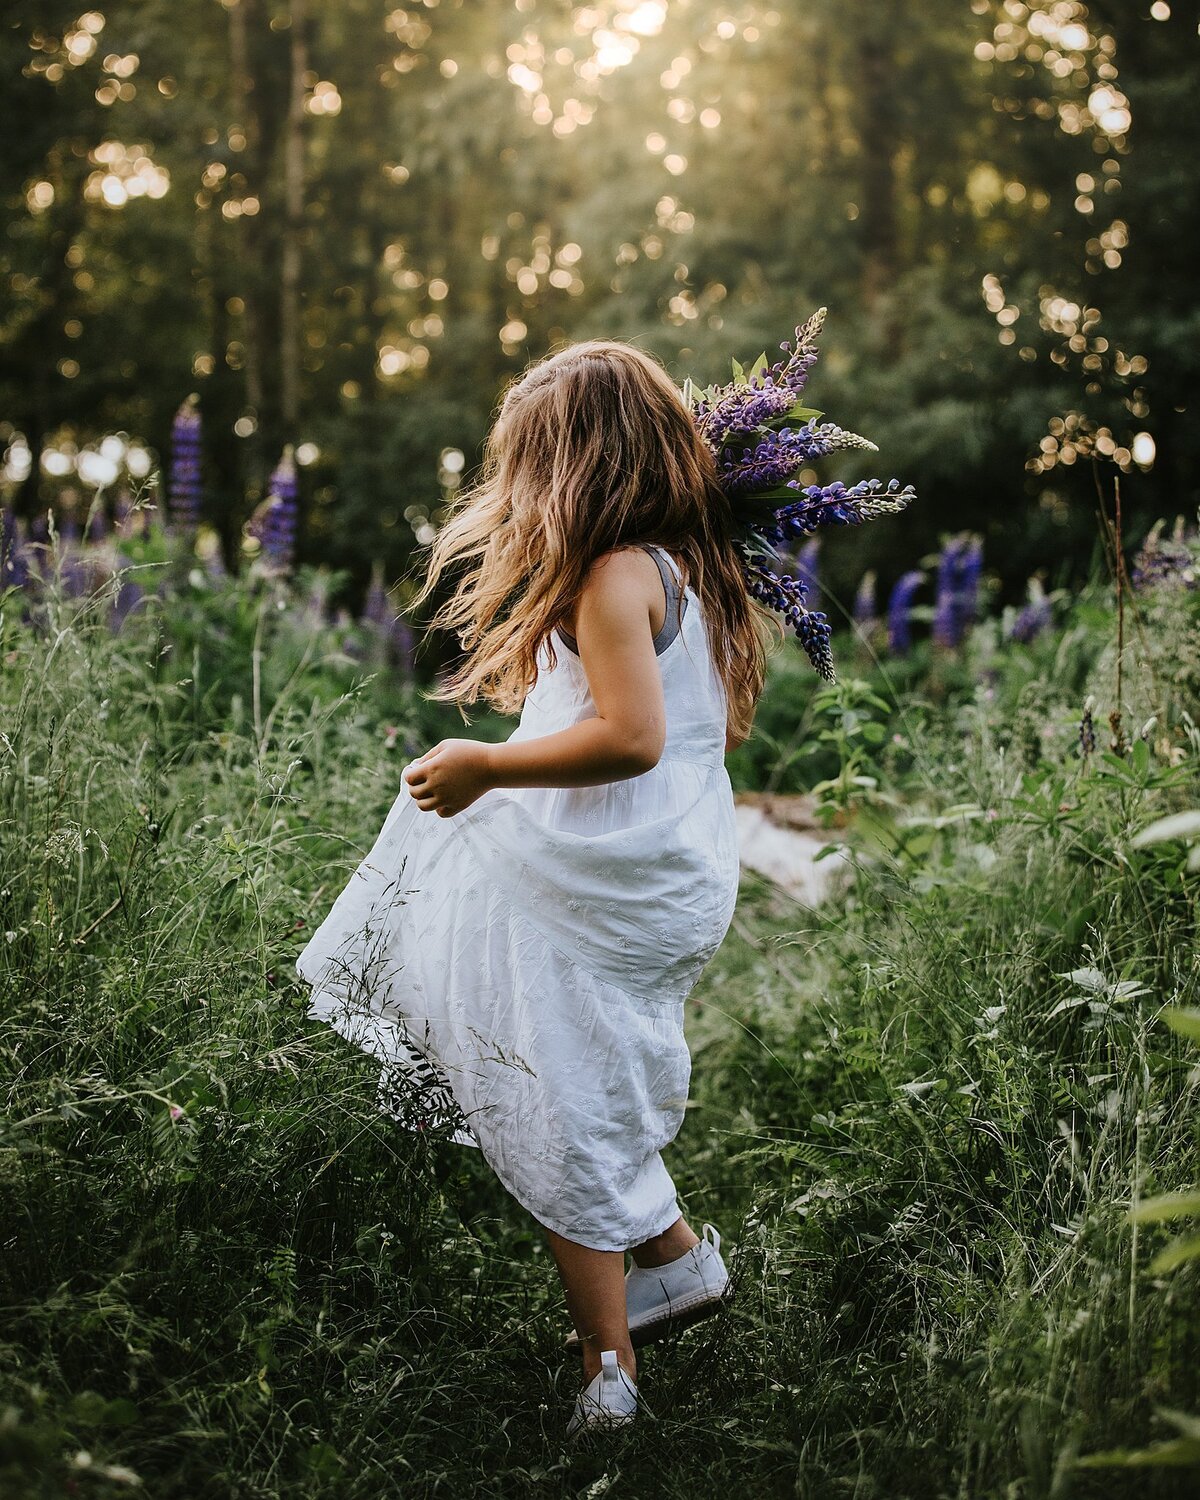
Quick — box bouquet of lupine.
[684,308,915,679]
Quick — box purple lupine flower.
[761,478,916,544]
[932,536,967,648]
[744,556,833,679]
[168,395,203,532]
[361,561,390,629]
[765,307,827,395]
[694,382,797,448]
[258,448,299,571]
[1131,522,1196,591]
[685,308,916,681]
[956,537,983,629]
[1008,590,1052,644]
[853,570,877,627]
[716,420,880,495]
[887,570,924,655]
[359,563,415,674]
[57,510,80,544]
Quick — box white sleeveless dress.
[296,545,740,1251]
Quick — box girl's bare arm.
[404,549,667,815]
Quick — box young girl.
[296,339,770,1437]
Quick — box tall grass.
[1,558,1197,1497]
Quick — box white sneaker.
[564,1222,731,1354]
[565,1349,639,1438]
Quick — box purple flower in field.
[932,536,966,648]
[853,570,877,629]
[887,570,924,655]
[1131,519,1196,592]
[257,448,299,571]
[932,533,984,648]
[957,537,983,626]
[360,561,414,675]
[1008,589,1052,644]
[168,395,204,533]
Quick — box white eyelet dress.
[296,544,740,1252]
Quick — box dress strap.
[556,543,688,658]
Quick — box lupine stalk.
[1009,586,1052,644]
[360,561,414,675]
[258,447,299,571]
[887,571,924,655]
[933,537,966,648]
[686,310,917,679]
[168,395,204,532]
[853,570,877,628]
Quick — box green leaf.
[731,357,746,383]
[747,351,769,382]
[789,405,824,424]
[1130,1190,1200,1224]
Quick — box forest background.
[3,0,1197,636]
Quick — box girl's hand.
[403,739,495,817]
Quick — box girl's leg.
[629,1213,699,1268]
[543,1227,636,1384]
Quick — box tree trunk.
[857,6,901,333]
[280,0,307,440]
[229,0,266,485]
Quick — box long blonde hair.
[411,339,772,740]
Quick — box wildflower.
[686,309,916,679]
[361,562,414,675]
[932,536,966,648]
[854,570,877,629]
[257,448,299,571]
[1130,518,1196,592]
[169,1104,184,1122]
[168,395,204,533]
[1008,582,1052,644]
[887,570,924,655]
[383,724,400,749]
[932,533,983,649]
